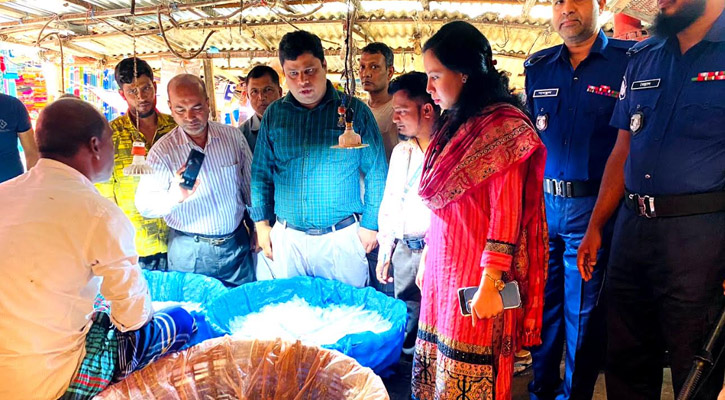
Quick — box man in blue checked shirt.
[251,30,387,288]
[578,0,725,398]
[524,0,635,399]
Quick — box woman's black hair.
[423,21,527,145]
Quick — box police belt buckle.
[546,178,573,197]
[559,180,572,197]
[632,194,657,218]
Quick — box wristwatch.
[485,273,506,291]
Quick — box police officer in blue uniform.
[577,0,725,398]
[524,0,634,398]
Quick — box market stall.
[0,0,660,398]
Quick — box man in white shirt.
[136,74,255,287]
[0,98,194,400]
[239,65,283,153]
[375,72,439,355]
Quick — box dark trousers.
[138,252,167,271]
[530,195,608,400]
[368,246,395,297]
[391,240,423,350]
[168,222,255,287]
[606,205,725,400]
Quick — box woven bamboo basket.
[95,336,390,400]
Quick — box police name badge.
[631,79,661,90]
[630,111,644,135]
[532,88,559,98]
[536,113,548,131]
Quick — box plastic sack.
[143,270,229,348]
[205,276,407,377]
[95,336,390,399]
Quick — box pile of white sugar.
[229,296,391,346]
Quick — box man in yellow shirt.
[96,57,176,270]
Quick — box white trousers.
[261,221,369,288]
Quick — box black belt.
[278,214,359,236]
[544,178,600,198]
[174,228,237,246]
[401,236,426,251]
[624,190,725,218]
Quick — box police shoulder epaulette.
[626,37,658,57]
[524,46,558,68]
[608,38,638,51]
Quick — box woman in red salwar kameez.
[412,21,548,400]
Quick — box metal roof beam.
[0,0,239,28]
[43,14,547,43]
[102,46,526,61]
[0,0,542,29]
[0,4,33,20]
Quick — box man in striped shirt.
[251,30,387,288]
[136,74,255,287]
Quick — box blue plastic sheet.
[142,270,229,348]
[205,276,407,376]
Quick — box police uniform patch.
[536,114,548,131]
[692,71,725,82]
[630,111,644,134]
[587,84,619,98]
[619,76,627,100]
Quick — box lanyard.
[400,141,423,234]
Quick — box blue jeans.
[529,194,609,400]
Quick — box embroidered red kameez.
[413,103,548,400]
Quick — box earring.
[95,155,100,160]
[462,76,468,83]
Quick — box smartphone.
[458,281,522,317]
[180,149,205,190]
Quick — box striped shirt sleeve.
[237,127,253,207]
[135,139,179,218]
[480,160,527,271]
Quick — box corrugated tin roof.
[0,0,654,84]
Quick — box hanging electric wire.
[157,5,218,60]
[34,14,66,93]
[123,2,153,176]
[330,0,367,149]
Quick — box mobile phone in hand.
[458,281,522,317]
[180,149,205,190]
